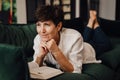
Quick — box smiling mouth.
[41,35,48,39]
[41,35,49,42]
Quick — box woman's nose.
[41,26,46,33]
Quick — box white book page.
[28,62,39,69]
[28,62,63,79]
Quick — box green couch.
[0,18,120,80]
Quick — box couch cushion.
[82,63,115,80]
[99,44,120,70]
[50,73,96,80]
[0,44,30,80]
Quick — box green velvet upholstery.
[82,63,115,80]
[115,67,120,80]
[49,73,96,80]
[0,44,30,80]
[99,45,120,70]
[0,24,37,58]
[99,17,120,37]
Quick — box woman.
[32,5,100,73]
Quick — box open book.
[28,62,63,80]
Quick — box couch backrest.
[0,23,37,57]
[63,17,120,38]
[0,24,37,46]
[99,17,120,37]
[63,18,85,36]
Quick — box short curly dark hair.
[35,5,64,26]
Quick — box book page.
[28,62,63,80]
[28,62,39,69]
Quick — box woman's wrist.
[52,48,61,57]
[35,54,45,66]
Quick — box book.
[28,62,63,80]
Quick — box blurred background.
[0,0,120,24]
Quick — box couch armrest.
[0,44,30,80]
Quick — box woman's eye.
[45,24,50,27]
[36,23,41,26]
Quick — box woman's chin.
[41,38,49,42]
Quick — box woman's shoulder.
[61,27,82,37]
[60,28,83,44]
[34,34,40,39]
[34,34,40,43]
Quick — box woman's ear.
[57,22,62,31]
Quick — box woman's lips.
[41,35,48,39]
[41,34,47,37]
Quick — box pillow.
[0,44,30,80]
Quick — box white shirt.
[33,28,101,73]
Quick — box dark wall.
[26,0,76,23]
[0,11,9,24]
[80,0,88,22]
[26,0,44,23]
[116,0,120,20]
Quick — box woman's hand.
[35,41,49,66]
[45,39,59,54]
[38,41,49,58]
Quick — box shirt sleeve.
[33,35,40,62]
[33,35,47,66]
[69,35,84,73]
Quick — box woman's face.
[36,20,61,42]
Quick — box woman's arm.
[45,39,74,72]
